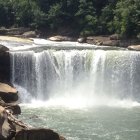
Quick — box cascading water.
[9,44,140,140]
[10,49,140,107]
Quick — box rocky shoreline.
[0,83,65,140]
[0,27,140,49]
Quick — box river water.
[19,104,140,140]
[8,39,140,140]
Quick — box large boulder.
[0,83,18,103]
[49,35,73,41]
[13,129,66,140]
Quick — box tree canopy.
[0,0,139,38]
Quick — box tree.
[113,0,140,38]
[0,0,14,27]
[75,0,97,36]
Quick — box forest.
[0,0,139,38]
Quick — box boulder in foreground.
[0,105,66,140]
[13,129,66,140]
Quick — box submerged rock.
[0,83,18,103]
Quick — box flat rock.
[128,45,140,50]
[0,36,33,44]
[49,35,72,41]
[0,83,18,103]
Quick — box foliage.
[0,0,139,37]
[113,0,140,38]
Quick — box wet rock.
[6,104,21,115]
[0,45,9,52]
[49,35,73,41]
[13,129,65,140]
[128,45,140,51]
[0,98,21,115]
[0,50,10,83]
[0,83,18,103]
[22,31,37,38]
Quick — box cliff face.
[0,45,10,83]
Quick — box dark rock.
[6,104,21,115]
[77,37,86,43]
[0,51,10,83]
[0,98,21,115]
[22,31,37,38]
[0,27,7,35]
[0,45,9,52]
[13,129,64,140]
[0,83,18,103]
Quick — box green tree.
[113,0,140,38]
[99,1,117,34]
[0,0,14,27]
[75,0,97,36]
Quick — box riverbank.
[0,27,140,49]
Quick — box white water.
[10,49,140,108]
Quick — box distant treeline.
[0,0,139,38]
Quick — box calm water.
[19,105,140,140]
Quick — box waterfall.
[10,49,140,106]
